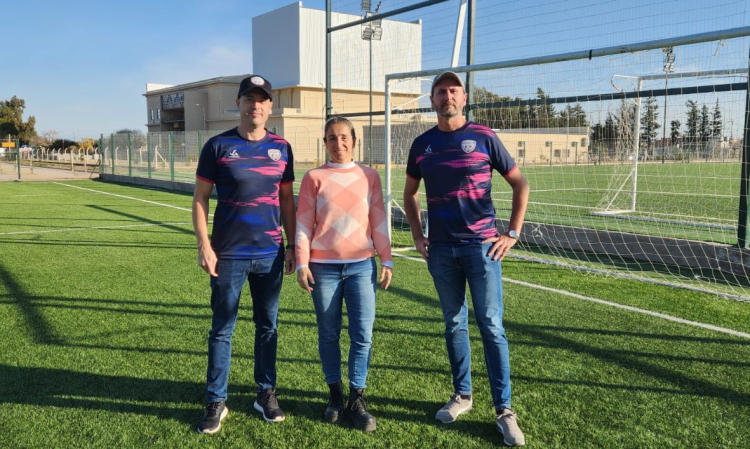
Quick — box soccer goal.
[384,27,750,300]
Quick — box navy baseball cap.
[238,75,273,100]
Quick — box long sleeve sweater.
[295,162,393,267]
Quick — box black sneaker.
[346,387,376,432]
[324,381,345,424]
[253,388,286,422]
[196,401,228,434]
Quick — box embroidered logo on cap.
[250,76,265,86]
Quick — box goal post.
[384,26,750,300]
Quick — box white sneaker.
[496,409,525,446]
[435,393,472,423]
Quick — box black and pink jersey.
[406,121,517,246]
[196,127,294,259]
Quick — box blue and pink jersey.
[406,121,517,246]
[196,127,294,259]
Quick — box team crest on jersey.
[425,145,432,154]
[228,149,240,158]
[267,149,281,161]
[461,140,477,153]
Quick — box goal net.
[385,31,750,300]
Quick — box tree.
[533,88,557,127]
[0,96,37,144]
[559,103,587,128]
[615,100,636,160]
[685,100,699,145]
[78,137,98,150]
[670,120,681,142]
[472,87,513,129]
[699,104,711,143]
[50,139,77,150]
[114,128,146,148]
[640,97,660,154]
[711,99,723,139]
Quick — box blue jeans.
[205,249,284,402]
[309,258,377,389]
[427,242,512,411]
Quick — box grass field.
[2,180,749,448]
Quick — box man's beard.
[437,103,460,118]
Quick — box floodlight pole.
[362,1,382,166]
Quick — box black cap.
[238,75,273,100]
[431,71,465,95]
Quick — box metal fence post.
[15,140,21,181]
[110,134,115,175]
[147,133,152,178]
[170,131,175,182]
[128,133,133,177]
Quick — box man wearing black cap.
[403,71,529,446]
[192,74,296,433]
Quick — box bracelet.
[285,244,295,250]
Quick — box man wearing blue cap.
[192,74,296,433]
[403,71,529,446]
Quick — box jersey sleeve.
[488,134,517,176]
[281,143,295,184]
[196,140,218,183]
[405,138,422,180]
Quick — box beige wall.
[499,131,589,165]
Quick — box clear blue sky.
[1,0,327,140]
[2,0,748,141]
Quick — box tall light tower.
[362,0,382,165]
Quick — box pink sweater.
[295,163,392,266]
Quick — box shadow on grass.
[509,321,750,408]
[87,204,195,236]
[0,364,203,426]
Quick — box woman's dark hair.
[323,116,356,143]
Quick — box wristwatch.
[505,230,519,239]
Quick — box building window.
[157,109,161,121]
[554,149,561,158]
[518,149,526,158]
[150,109,154,122]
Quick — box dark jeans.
[205,249,284,402]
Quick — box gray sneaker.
[435,393,472,423]
[496,409,525,446]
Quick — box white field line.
[54,182,209,215]
[0,222,192,236]
[392,253,750,340]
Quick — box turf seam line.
[392,253,750,340]
[54,182,212,216]
[0,223,193,235]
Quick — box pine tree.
[640,97,660,155]
[711,99,723,139]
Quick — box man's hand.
[482,232,517,261]
[284,249,295,275]
[414,235,430,260]
[198,246,218,277]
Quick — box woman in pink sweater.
[295,116,393,432]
